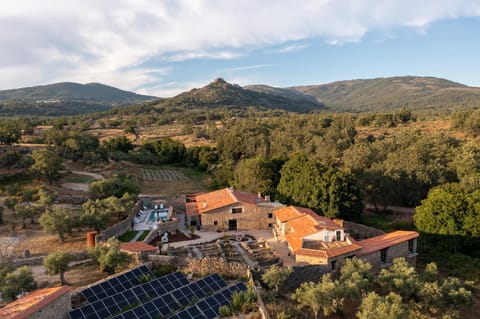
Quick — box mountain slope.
[161,78,324,112]
[244,84,319,104]
[247,76,480,113]
[0,82,156,104]
[0,82,157,116]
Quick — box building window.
[268,223,272,228]
[336,230,342,241]
[381,248,388,264]
[324,233,330,242]
[408,239,415,253]
[331,260,337,270]
[268,213,273,218]
[213,220,218,226]
[232,208,243,214]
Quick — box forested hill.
[248,76,480,113]
[160,78,325,113]
[0,82,157,116]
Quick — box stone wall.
[343,220,384,239]
[267,264,329,292]
[361,239,417,272]
[142,220,179,244]
[201,203,278,231]
[10,251,88,267]
[147,254,177,267]
[95,201,142,243]
[181,257,249,280]
[28,291,71,319]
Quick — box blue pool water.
[148,209,169,222]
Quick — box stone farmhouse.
[273,206,419,271]
[186,187,284,231]
[185,188,418,271]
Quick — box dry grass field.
[137,166,211,196]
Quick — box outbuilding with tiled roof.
[0,286,71,319]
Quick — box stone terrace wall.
[283,265,329,291]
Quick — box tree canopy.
[89,237,131,275]
[44,251,73,285]
[30,148,63,185]
[0,266,37,301]
[39,207,73,242]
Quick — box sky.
[1,0,480,97]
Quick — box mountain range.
[1,76,480,116]
[247,76,480,113]
[0,82,156,116]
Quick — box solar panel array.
[70,267,248,319]
[79,265,152,303]
[167,282,247,319]
[109,273,228,319]
[69,271,188,319]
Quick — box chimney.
[202,201,207,208]
[264,195,271,202]
[258,192,262,198]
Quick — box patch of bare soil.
[150,233,200,246]
[32,262,107,290]
[61,183,89,192]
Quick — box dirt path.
[61,170,105,191]
[69,170,105,181]
[365,204,415,214]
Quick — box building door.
[228,219,237,230]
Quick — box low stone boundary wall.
[95,201,143,243]
[343,220,384,239]
[95,218,132,243]
[247,270,270,319]
[9,251,89,267]
[147,254,177,267]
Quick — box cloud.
[218,64,279,73]
[1,0,480,92]
[271,44,310,53]
[164,51,242,62]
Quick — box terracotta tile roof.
[120,242,158,253]
[295,248,328,259]
[274,206,341,229]
[279,206,345,253]
[285,233,305,252]
[273,206,307,222]
[186,188,271,216]
[295,238,362,259]
[0,286,70,319]
[325,242,362,257]
[358,231,419,256]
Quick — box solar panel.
[70,270,186,319]
[79,265,152,303]
[108,273,226,319]
[164,281,246,319]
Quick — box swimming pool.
[147,209,169,223]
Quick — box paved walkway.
[130,230,145,242]
[232,241,256,268]
[167,231,225,249]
